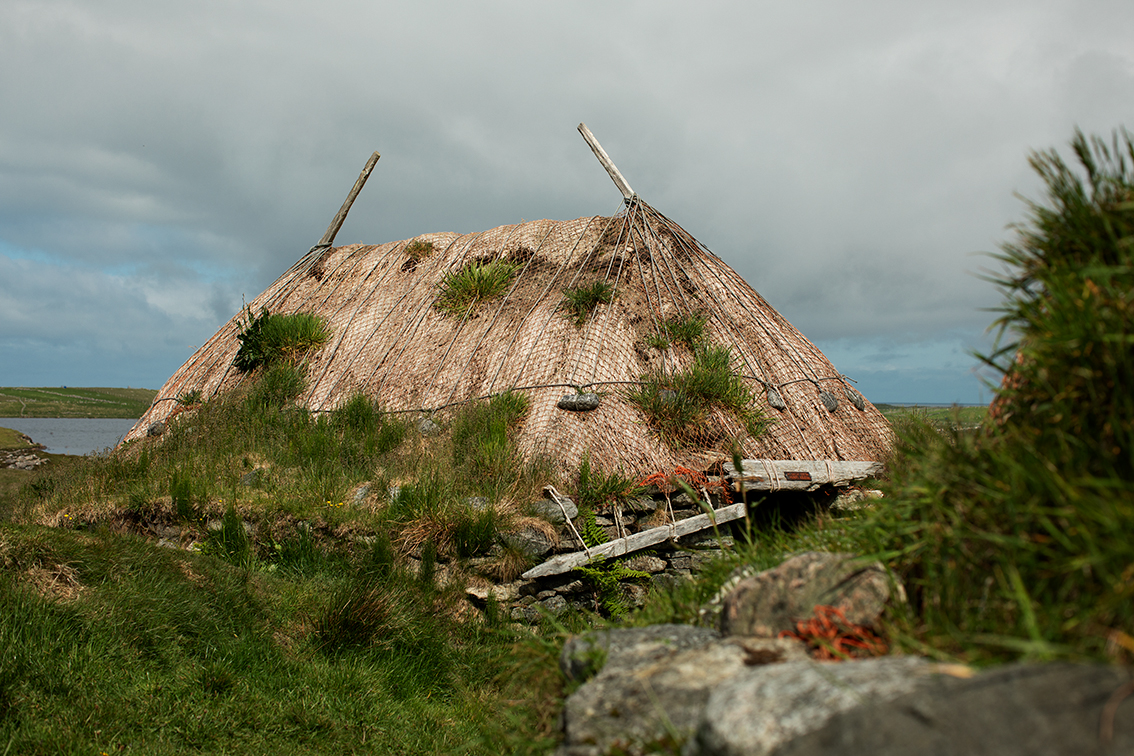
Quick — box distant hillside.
[0,387,157,418]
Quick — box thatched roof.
[125,195,892,477]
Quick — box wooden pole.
[317,151,381,248]
[522,501,747,580]
[577,123,635,200]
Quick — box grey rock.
[772,662,1134,756]
[685,655,931,756]
[532,496,578,525]
[240,469,262,487]
[668,553,694,570]
[831,488,883,512]
[537,590,557,600]
[650,572,687,593]
[682,531,735,550]
[819,389,839,412]
[417,417,441,436]
[560,624,721,682]
[719,551,897,637]
[626,496,661,514]
[501,524,555,560]
[146,421,165,437]
[540,595,568,615]
[557,393,602,412]
[510,605,541,623]
[463,495,490,511]
[622,554,667,574]
[692,550,723,571]
[621,583,648,608]
[556,579,586,595]
[559,632,760,755]
[352,483,371,504]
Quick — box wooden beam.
[724,460,883,492]
[578,123,635,200]
[317,151,381,248]
[521,501,747,580]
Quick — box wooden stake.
[317,151,381,248]
[522,501,747,580]
[578,123,635,200]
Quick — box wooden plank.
[724,460,883,492]
[521,501,747,580]
[317,151,381,248]
[578,123,636,200]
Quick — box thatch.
[125,196,892,477]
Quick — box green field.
[875,403,987,430]
[0,387,158,418]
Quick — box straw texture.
[125,198,893,477]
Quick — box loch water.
[0,417,138,456]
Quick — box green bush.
[562,281,616,327]
[662,312,707,350]
[574,454,642,513]
[404,239,434,259]
[627,344,768,447]
[245,362,306,410]
[451,391,530,495]
[234,307,329,372]
[435,259,520,316]
[862,128,1134,661]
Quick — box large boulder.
[718,551,897,637]
[560,625,721,682]
[556,626,808,756]
[773,662,1134,756]
[684,655,932,756]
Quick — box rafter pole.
[317,151,381,249]
[578,123,636,201]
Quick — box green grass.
[0,522,524,755]
[0,376,566,754]
[875,404,987,431]
[234,308,330,372]
[0,428,34,450]
[626,344,769,447]
[851,128,1134,663]
[0,387,157,419]
[434,260,520,316]
[404,239,434,259]
[561,281,616,327]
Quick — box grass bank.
[0,387,157,418]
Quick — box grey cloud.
[1,0,1132,400]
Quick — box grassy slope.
[0,387,157,418]
[875,403,987,430]
[0,523,536,756]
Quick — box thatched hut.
[126,130,892,478]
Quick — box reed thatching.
[125,196,892,477]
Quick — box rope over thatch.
[125,196,893,477]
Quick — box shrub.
[435,259,520,316]
[234,307,329,372]
[574,454,643,513]
[451,391,530,493]
[244,362,306,410]
[626,344,768,447]
[651,313,707,350]
[404,239,434,259]
[861,128,1134,661]
[562,281,616,327]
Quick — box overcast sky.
[2,0,1131,403]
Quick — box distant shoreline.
[0,387,157,419]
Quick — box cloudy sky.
[2,0,1131,403]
